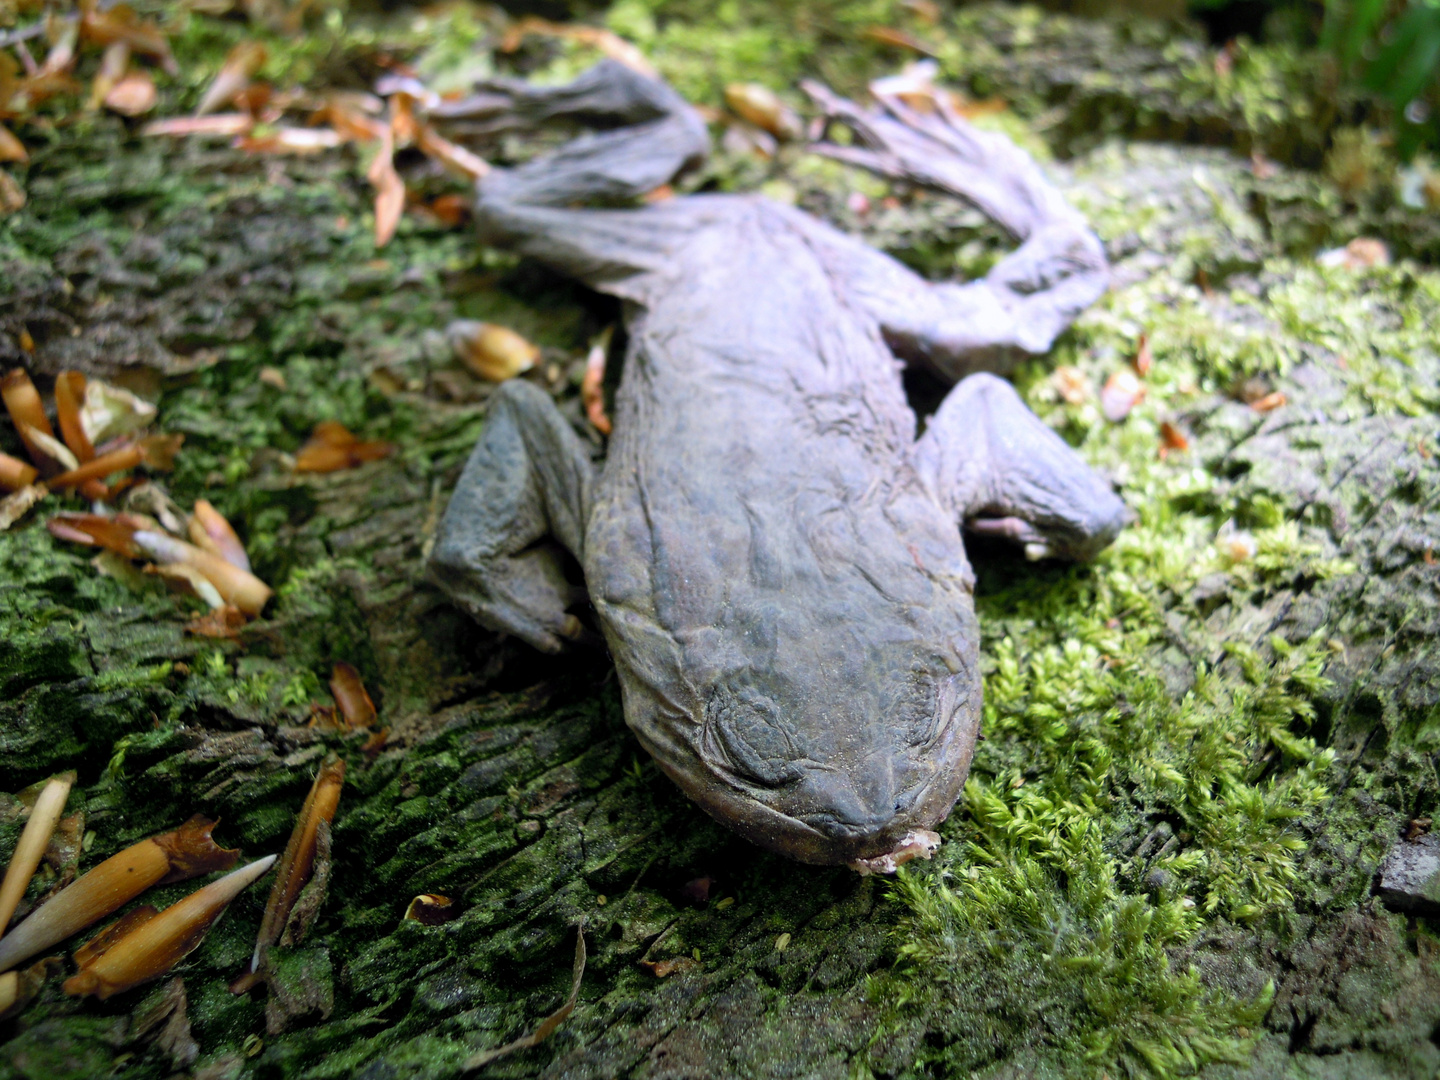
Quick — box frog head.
[615,575,983,867]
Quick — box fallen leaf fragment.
[0,485,45,531]
[46,511,146,556]
[88,40,130,111]
[466,922,586,1068]
[47,433,183,489]
[360,727,390,758]
[64,854,276,1000]
[0,773,75,942]
[367,129,404,248]
[189,499,250,571]
[312,94,387,142]
[639,955,698,978]
[53,372,94,462]
[132,530,273,615]
[426,193,470,228]
[1159,420,1190,455]
[79,5,176,74]
[72,905,158,970]
[45,810,85,889]
[246,756,344,977]
[1249,391,1287,413]
[448,320,538,382]
[0,453,38,492]
[1101,369,1144,422]
[1133,332,1153,376]
[235,127,344,154]
[0,170,23,216]
[22,425,79,471]
[2,367,58,468]
[415,123,489,179]
[197,40,266,117]
[499,18,655,77]
[104,70,156,116]
[142,114,254,138]
[0,124,26,163]
[403,894,456,925]
[185,604,247,638]
[1317,236,1390,270]
[847,828,941,875]
[582,337,611,435]
[723,83,802,141]
[1051,365,1090,405]
[124,483,187,537]
[293,421,394,473]
[37,19,79,79]
[862,25,937,55]
[0,814,238,975]
[0,957,61,1021]
[147,561,225,609]
[329,663,376,729]
[80,379,157,444]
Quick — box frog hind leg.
[801,80,1107,378]
[433,60,710,293]
[914,373,1128,561]
[427,380,597,653]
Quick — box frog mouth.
[846,829,942,875]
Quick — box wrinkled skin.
[427,63,1127,867]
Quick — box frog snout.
[794,757,906,841]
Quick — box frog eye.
[702,685,802,788]
[890,672,942,749]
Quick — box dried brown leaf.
[0,453,38,492]
[1101,369,1144,422]
[862,25,936,54]
[0,124,26,164]
[329,662,376,730]
[197,40,266,116]
[447,321,538,382]
[185,605,247,639]
[103,71,156,116]
[465,923,586,1068]
[415,123,489,179]
[0,485,45,531]
[142,114,254,138]
[1132,332,1152,376]
[234,126,343,154]
[249,757,344,973]
[1,168,27,215]
[368,132,404,248]
[64,856,276,1000]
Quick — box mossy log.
[1,4,1438,1078]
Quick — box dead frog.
[427,62,1127,873]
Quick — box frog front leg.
[914,373,1128,561]
[427,380,596,653]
